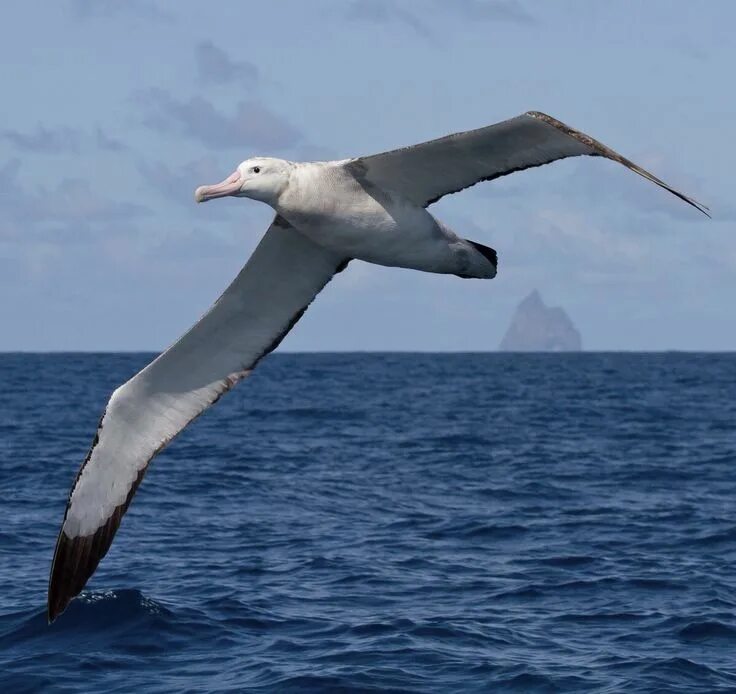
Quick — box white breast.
[278,162,460,272]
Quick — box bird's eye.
[252,166,261,174]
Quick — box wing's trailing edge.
[356,111,709,216]
[48,216,349,622]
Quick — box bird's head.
[194,157,292,206]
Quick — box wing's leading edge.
[356,111,708,216]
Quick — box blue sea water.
[1,352,736,692]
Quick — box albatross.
[47,111,708,622]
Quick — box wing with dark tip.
[355,110,709,216]
[48,216,349,622]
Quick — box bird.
[47,110,708,622]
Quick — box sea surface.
[1,352,735,693]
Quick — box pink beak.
[194,170,242,203]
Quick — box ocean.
[1,352,735,692]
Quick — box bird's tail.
[463,239,498,279]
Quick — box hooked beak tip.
[193,170,242,204]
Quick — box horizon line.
[1,349,735,356]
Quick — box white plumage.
[48,111,707,622]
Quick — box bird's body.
[47,111,708,622]
[275,160,495,278]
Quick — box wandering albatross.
[47,111,708,622]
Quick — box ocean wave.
[4,352,736,691]
[0,590,173,646]
[678,620,736,642]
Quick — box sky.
[0,1,733,351]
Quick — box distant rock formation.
[499,290,582,352]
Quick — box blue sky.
[0,1,732,351]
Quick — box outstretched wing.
[355,110,708,215]
[48,216,348,622]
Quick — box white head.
[194,157,292,206]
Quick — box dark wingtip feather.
[526,111,711,218]
[47,240,352,623]
[47,511,121,623]
[467,239,498,270]
[47,534,83,623]
[48,466,146,623]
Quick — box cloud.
[136,156,240,218]
[294,143,341,162]
[0,159,150,243]
[2,125,128,154]
[137,157,214,206]
[43,179,150,226]
[136,89,303,151]
[0,160,157,303]
[95,127,128,152]
[195,41,259,88]
[345,0,534,38]
[438,0,535,25]
[675,36,709,62]
[530,207,648,270]
[70,0,172,22]
[2,126,81,153]
[345,1,432,39]
[554,156,714,222]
